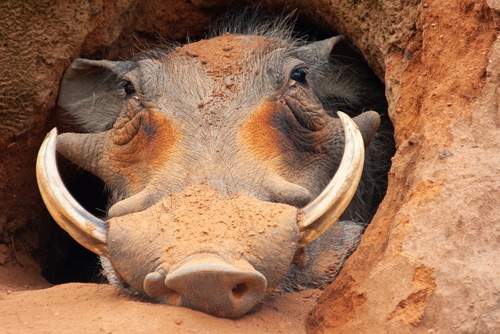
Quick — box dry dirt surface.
[0,264,321,334]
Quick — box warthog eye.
[123,81,135,95]
[290,67,308,83]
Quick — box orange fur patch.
[238,99,284,166]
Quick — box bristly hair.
[139,9,305,61]
[209,8,300,44]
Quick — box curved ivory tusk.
[297,112,365,247]
[36,128,109,257]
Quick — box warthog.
[36,17,392,318]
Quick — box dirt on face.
[106,184,300,295]
[177,34,269,79]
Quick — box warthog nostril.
[156,256,267,318]
[231,283,248,300]
[164,288,181,305]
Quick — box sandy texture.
[0,266,320,334]
[308,1,500,332]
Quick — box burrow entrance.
[35,8,394,287]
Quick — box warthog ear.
[295,36,345,65]
[58,59,138,133]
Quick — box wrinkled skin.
[41,25,386,318]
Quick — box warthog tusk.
[297,111,365,247]
[36,128,109,257]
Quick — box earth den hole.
[36,11,395,287]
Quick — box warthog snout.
[144,255,266,318]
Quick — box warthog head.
[37,23,381,318]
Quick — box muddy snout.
[105,185,300,317]
[144,255,267,318]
